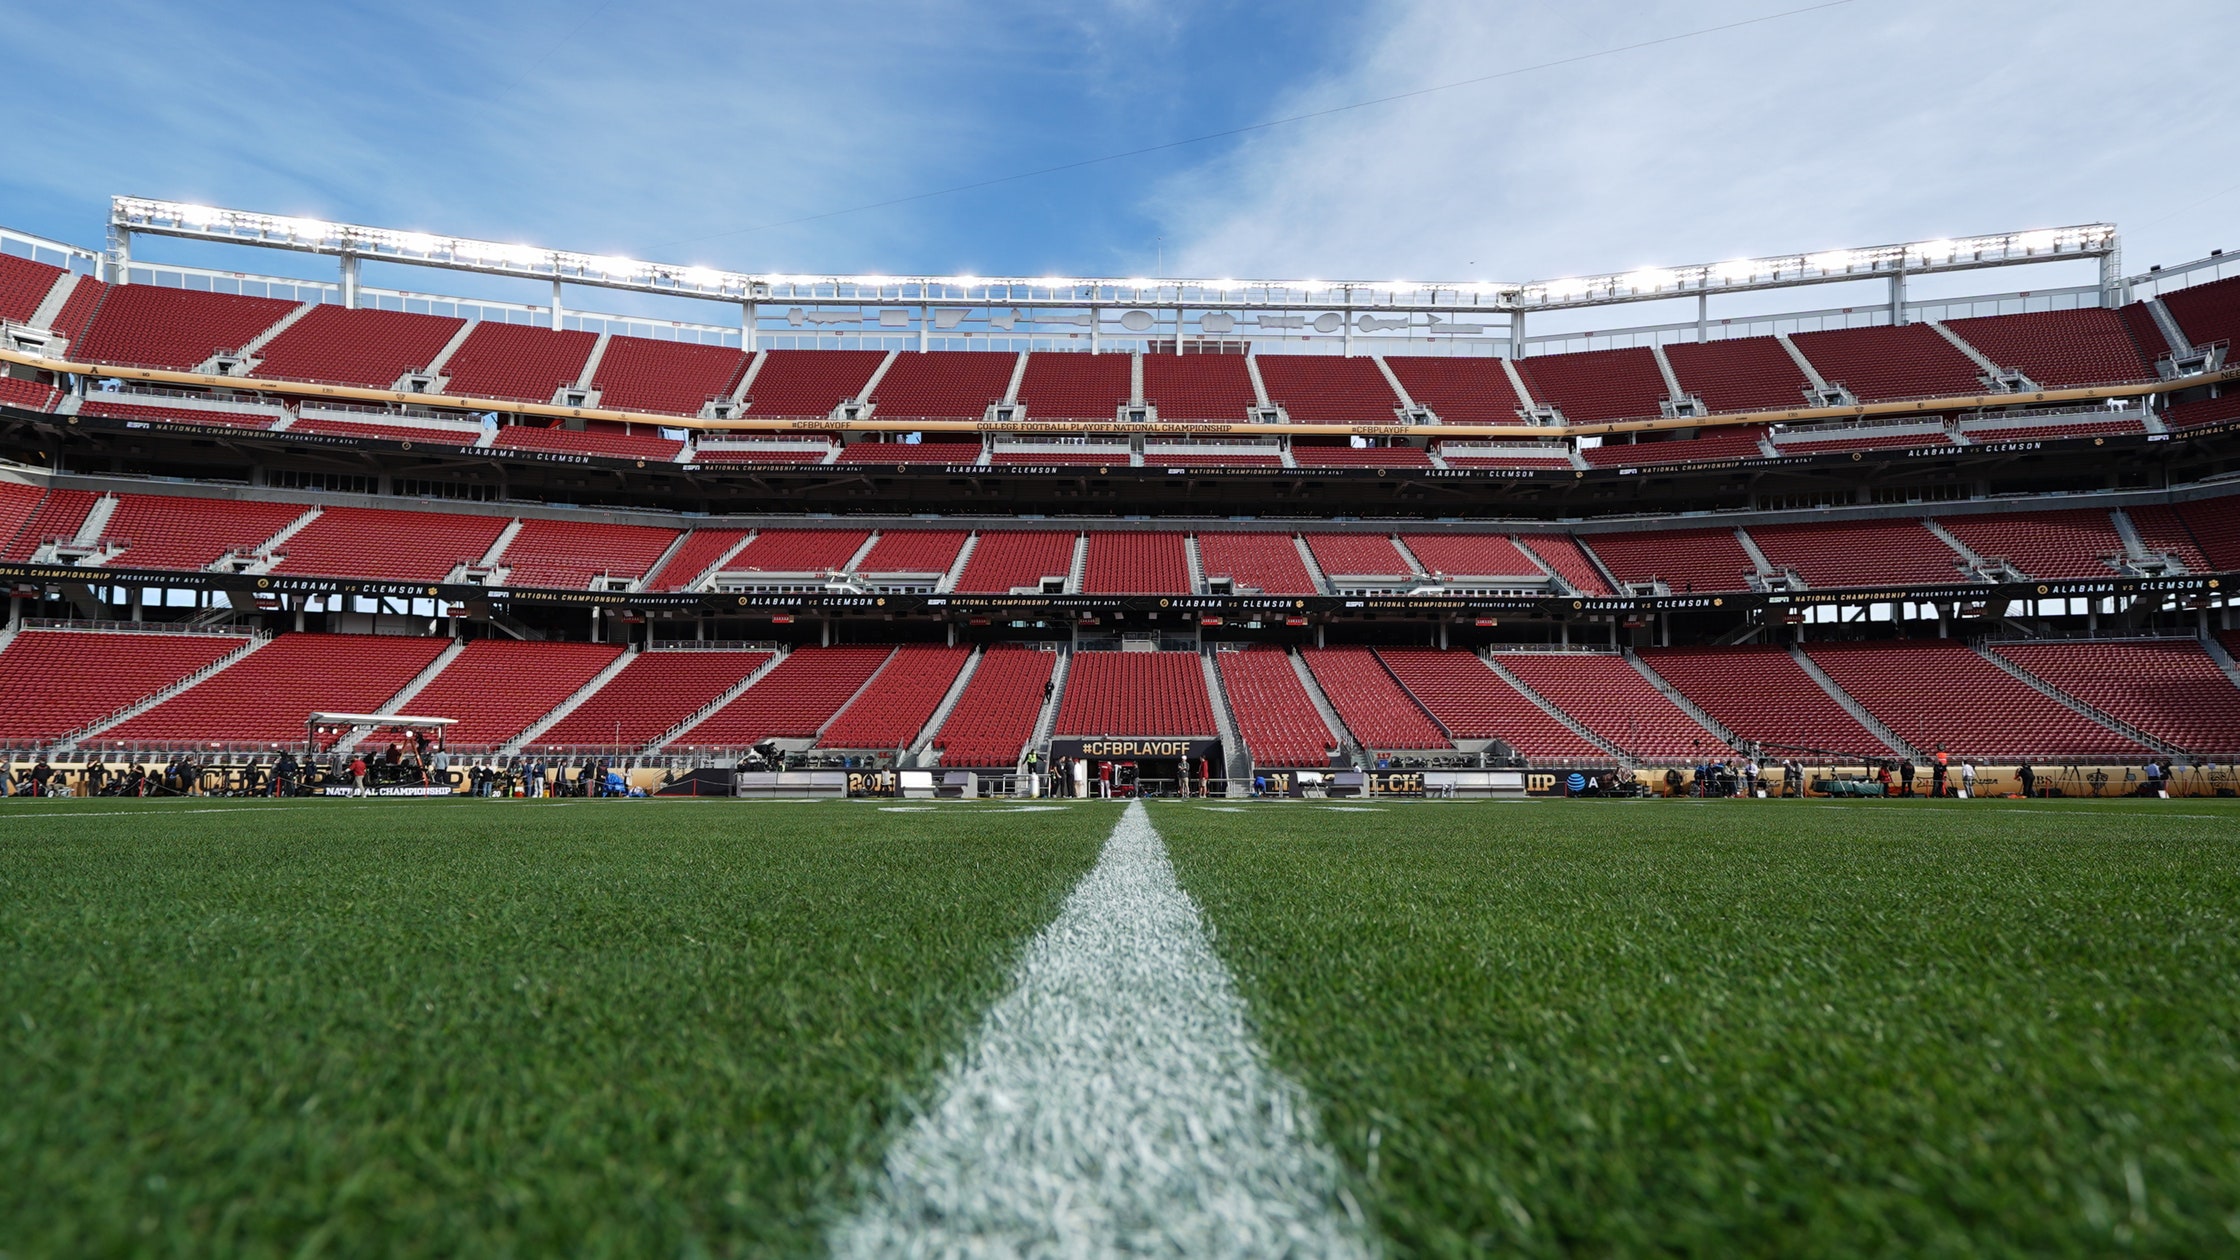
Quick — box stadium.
[5,5,2240,1255]
[1,206,2234,798]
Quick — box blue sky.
[3,0,2234,321]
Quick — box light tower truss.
[107,196,2122,355]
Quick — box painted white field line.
[832,800,1372,1259]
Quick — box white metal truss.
[109,197,2120,338]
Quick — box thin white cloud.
[1155,0,2239,285]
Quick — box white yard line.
[832,800,1373,1259]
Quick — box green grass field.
[4,796,2237,1256]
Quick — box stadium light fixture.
[107,196,2115,322]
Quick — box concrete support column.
[918,306,928,353]
[551,279,566,331]
[1511,310,1527,359]
[1888,266,1907,326]
[743,301,757,352]
[340,254,360,309]
[1696,293,1709,342]
[1437,621,1448,650]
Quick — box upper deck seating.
[1399,534,1545,580]
[855,530,969,576]
[530,649,770,752]
[0,252,67,323]
[438,322,596,403]
[97,493,306,571]
[1745,518,1966,588]
[953,531,1077,594]
[646,529,750,590]
[1255,356,1401,422]
[590,336,748,416]
[2158,274,2240,351]
[1940,509,2125,579]
[1301,647,1450,749]
[1017,352,1131,420]
[2123,506,2212,572]
[2173,500,2240,571]
[399,639,625,750]
[249,306,465,388]
[1942,308,2158,386]
[266,507,509,583]
[1218,648,1337,767]
[1516,534,1614,596]
[106,633,450,746]
[1195,533,1319,595]
[1379,649,1606,759]
[1789,324,1982,402]
[72,287,298,370]
[869,351,1015,420]
[0,629,245,743]
[740,349,886,417]
[1140,354,1256,421]
[929,645,1053,767]
[816,645,971,750]
[1382,357,1524,422]
[498,519,681,589]
[1639,644,1888,755]
[1304,534,1416,580]
[0,488,97,561]
[1582,528,1758,593]
[1663,336,1808,412]
[0,482,44,556]
[1517,346,1666,422]
[670,645,895,749]
[1081,531,1191,595]
[1992,640,2240,755]
[1053,651,1217,737]
[717,529,871,577]
[49,274,108,345]
[1496,651,1732,760]
[1803,639,2144,759]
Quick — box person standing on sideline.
[1931,750,1950,798]
[2017,764,2035,798]
[1196,755,1211,798]
[349,753,369,796]
[1898,759,1916,797]
[1960,760,1977,797]
[2145,758,2165,797]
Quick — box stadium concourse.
[1,209,2238,798]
